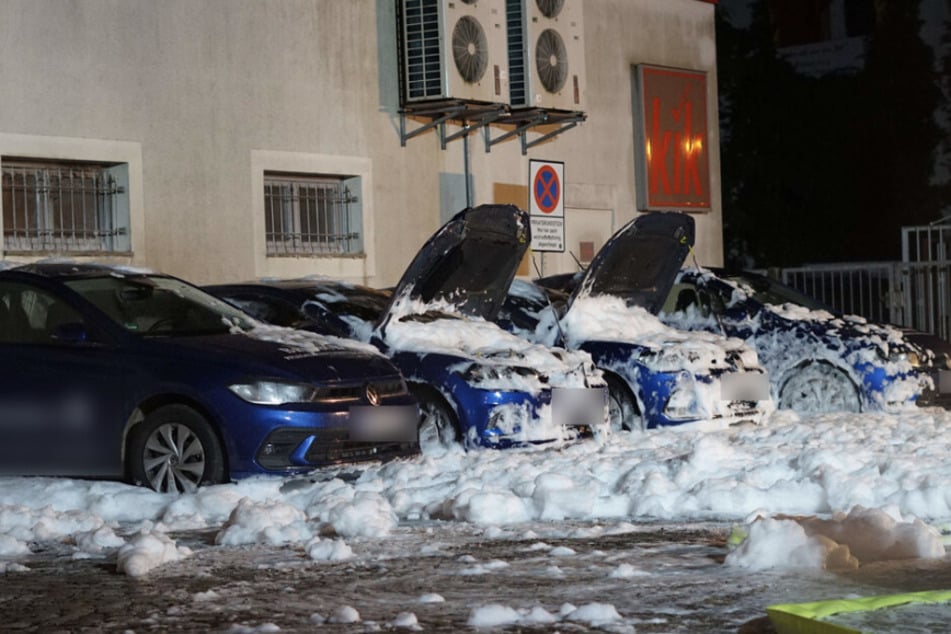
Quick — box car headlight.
[228,380,319,405]
[461,364,540,384]
[889,349,921,368]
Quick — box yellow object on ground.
[767,589,951,634]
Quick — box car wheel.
[606,374,643,432]
[779,362,861,414]
[411,386,462,454]
[128,404,225,493]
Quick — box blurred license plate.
[938,370,951,394]
[552,387,607,428]
[721,372,769,401]
[349,405,418,442]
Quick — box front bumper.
[224,397,419,479]
[641,369,772,429]
[455,385,606,448]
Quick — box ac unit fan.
[535,0,564,18]
[452,15,489,83]
[535,28,568,93]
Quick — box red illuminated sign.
[634,65,711,211]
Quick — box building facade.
[0,0,722,286]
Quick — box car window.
[0,281,87,344]
[662,282,705,316]
[725,274,830,311]
[65,275,256,336]
[660,281,727,319]
[222,293,302,327]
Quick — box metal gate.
[762,220,951,342]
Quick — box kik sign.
[633,65,711,211]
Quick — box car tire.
[605,374,643,432]
[779,362,861,414]
[128,404,226,493]
[410,385,462,454]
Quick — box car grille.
[313,379,407,404]
[257,427,417,470]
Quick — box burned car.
[207,204,607,453]
[660,268,936,413]
[502,212,773,431]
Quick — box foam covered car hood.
[570,211,695,314]
[380,204,531,327]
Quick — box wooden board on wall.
[494,183,532,277]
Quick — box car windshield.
[725,274,831,311]
[67,275,257,336]
[312,286,390,322]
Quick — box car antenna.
[532,254,568,347]
[688,245,728,337]
[568,250,584,271]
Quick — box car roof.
[208,278,386,296]
[2,262,159,280]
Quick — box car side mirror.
[51,322,89,344]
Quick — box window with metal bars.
[1,159,129,254]
[264,173,362,256]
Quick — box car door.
[0,279,128,477]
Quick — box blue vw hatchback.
[0,263,418,492]
[660,268,933,413]
[208,205,607,453]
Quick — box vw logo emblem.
[365,384,381,406]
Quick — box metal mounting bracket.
[400,100,508,150]
[484,108,587,155]
[399,100,586,154]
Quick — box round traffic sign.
[533,165,561,214]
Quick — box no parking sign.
[529,159,565,252]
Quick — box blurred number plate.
[938,370,951,394]
[552,387,607,428]
[721,372,769,401]
[349,405,418,442]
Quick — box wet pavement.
[2,522,951,633]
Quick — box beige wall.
[0,0,722,286]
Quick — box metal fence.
[767,261,951,342]
[758,221,951,341]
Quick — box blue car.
[0,263,418,492]
[208,204,607,453]
[660,268,933,413]
[502,212,773,431]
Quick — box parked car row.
[3,204,941,494]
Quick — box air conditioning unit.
[506,0,585,111]
[399,0,509,104]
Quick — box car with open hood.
[0,263,418,493]
[501,212,773,431]
[207,204,608,453]
[659,268,937,413]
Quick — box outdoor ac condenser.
[399,0,509,104]
[506,0,585,111]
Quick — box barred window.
[1,159,130,254]
[264,173,362,256]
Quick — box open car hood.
[569,211,694,314]
[380,204,531,328]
